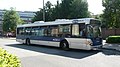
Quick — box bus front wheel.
[26,39,31,45]
[60,41,69,50]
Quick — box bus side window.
[25,27,31,35]
[17,28,24,35]
[59,24,71,37]
[31,27,39,36]
[80,29,86,37]
[44,28,48,36]
[38,28,43,36]
[79,23,86,38]
[37,26,48,37]
[48,25,59,37]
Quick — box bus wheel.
[26,39,31,45]
[60,41,69,51]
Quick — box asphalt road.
[0,38,120,67]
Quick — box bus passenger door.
[70,24,87,49]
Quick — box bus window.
[38,26,47,36]
[31,27,39,36]
[72,24,79,37]
[87,25,101,38]
[17,28,24,35]
[79,23,86,37]
[59,24,71,37]
[72,23,86,38]
[25,27,31,35]
[37,28,44,36]
[48,25,59,37]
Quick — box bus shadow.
[6,44,100,59]
[6,44,120,59]
[100,48,120,55]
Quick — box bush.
[106,36,120,43]
[0,48,21,67]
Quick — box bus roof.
[17,18,98,28]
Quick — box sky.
[0,0,104,15]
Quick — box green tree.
[2,8,23,33]
[52,0,61,19]
[32,1,54,22]
[32,8,43,22]
[69,0,89,18]
[102,0,120,28]
[45,1,54,21]
[59,0,73,19]
[32,0,89,22]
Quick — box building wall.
[0,21,2,35]
[102,28,120,39]
[18,11,35,23]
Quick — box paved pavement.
[103,44,120,51]
[0,37,16,40]
[102,40,120,51]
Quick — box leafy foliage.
[2,8,24,33]
[32,1,55,22]
[69,0,89,18]
[32,0,89,22]
[102,0,120,28]
[0,48,21,67]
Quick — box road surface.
[0,38,120,67]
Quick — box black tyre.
[26,39,31,45]
[60,41,69,50]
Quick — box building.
[0,10,4,35]
[0,9,36,35]
[18,11,36,23]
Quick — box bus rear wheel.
[60,41,69,51]
[26,39,31,45]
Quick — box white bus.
[16,18,102,50]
